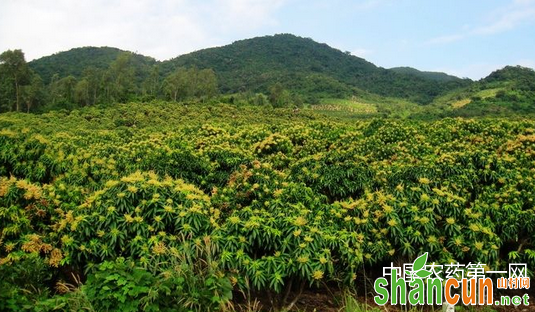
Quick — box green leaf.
[416,270,432,278]
[211,295,221,303]
[412,252,428,271]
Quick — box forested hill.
[429,65,535,117]
[27,34,470,104]
[29,47,157,84]
[3,33,530,116]
[162,34,471,103]
[390,67,462,82]
[484,65,535,84]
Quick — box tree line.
[0,49,307,113]
[0,50,218,113]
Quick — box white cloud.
[473,7,535,35]
[0,0,288,61]
[427,0,535,45]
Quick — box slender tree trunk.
[15,80,20,112]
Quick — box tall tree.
[269,83,291,108]
[55,75,77,106]
[21,72,44,113]
[74,79,90,107]
[101,70,114,104]
[48,74,61,106]
[163,67,189,102]
[142,65,160,98]
[253,93,269,106]
[108,53,135,102]
[0,67,15,112]
[163,67,218,102]
[195,69,218,99]
[0,49,31,112]
[82,66,102,105]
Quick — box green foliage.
[21,73,45,113]
[164,67,218,102]
[29,47,156,85]
[0,256,53,311]
[19,34,478,113]
[0,177,59,266]
[391,66,464,82]
[163,34,469,104]
[268,83,291,108]
[429,66,535,118]
[2,103,535,310]
[84,258,155,311]
[1,35,532,116]
[106,53,137,103]
[143,238,234,311]
[33,286,95,312]
[0,49,32,112]
[57,172,214,264]
[83,243,232,312]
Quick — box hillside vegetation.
[0,34,476,113]
[162,34,470,103]
[3,34,535,117]
[430,66,535,117]
[27,34,471,104]
[28,47,157,85]
[390,66,463,82]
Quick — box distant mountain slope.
[429,66,535,117]
[28,34,471,104]
[390,67,461,82]
[161,34,378,97]
[161,34,470,103]
[29,47,156,84]
[483,65,535,85]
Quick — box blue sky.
[1,0,534,79]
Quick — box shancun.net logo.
[374,253,530,306]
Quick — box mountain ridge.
[427,65,535,117]
[29,34,471,104]
[23,33,535,116]
[390,66,462,82]
[29,46,157,84]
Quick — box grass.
[476,88,502,99]
[431,86,507,112]
[312,98,378,114]
[451,98,471,108]
[308,95,423,119]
